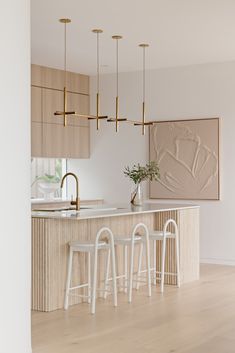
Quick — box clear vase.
[131,182,143,206]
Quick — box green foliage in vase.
[124,161,160,184]
[32,159,62,185]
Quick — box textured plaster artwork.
[149,118,220,200]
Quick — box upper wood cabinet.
[42,88,89,127]
[31,86,42,156]
[31,64,90,158]
[31,64,89,94]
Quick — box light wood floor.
[32,264,235,353]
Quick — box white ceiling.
[31,0,235,75]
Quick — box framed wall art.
[149,118,220,200]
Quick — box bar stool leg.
[87,252,91,303]
[110,242,117,307]
[91,248,98,314]
[136,242,144,290]
[145,236,151,297]
[64,247,73,310]
[175,227,180,288]
[123,245,128,293]
[103,249,111,299]
[128,239,135,303]
[153,239,157,285]
[160,235,167,293]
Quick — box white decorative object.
[38,182,60,200]
[149,118,220,200]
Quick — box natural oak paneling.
[31,64,90,158]
[31,86,42,123]
[32,64,89,94]
[31,122,42,157]
[32,208,199,312]
[42,123,89,158]
[42,88,89,127]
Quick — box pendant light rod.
[87,29,108,130]
[107,35,127,132]
[59,18,71,87]
[54,18,77,127]
[132,43,156,135]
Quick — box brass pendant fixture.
[133,43,157,135]
[107,35,127,132]
[87,29,108,130]
[54,18,92,126]
[54,18,77,127]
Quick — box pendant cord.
[143,46,145,103]
[116,39,119,97]
[64,22,67,87]
[97,32,100,94]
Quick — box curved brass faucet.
[61,172,80,211]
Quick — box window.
[31,158,67,199]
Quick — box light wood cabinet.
[31,64,90,158]
[31,86,42,123]
[31,86,42,156]
[42,88,89,127]
[31,64,89,94]
[31,122,42,157]
[42,123,89,158]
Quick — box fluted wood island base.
[31,203,199,312]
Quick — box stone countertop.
[31,202,199,221]
[31,198,103,204]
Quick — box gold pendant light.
[87,29,108,130]
[54,19,93,126]
[107,35,127,132]
[54,18,77,127]
[133,43,157,135]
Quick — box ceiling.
[31,0,235,75]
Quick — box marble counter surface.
[31,202,199,221]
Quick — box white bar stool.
[137,219,180,293]
[104,222,151,303]
[64,227,117,314]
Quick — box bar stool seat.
[64,227,117,314]
[114,235,142,245]
[69,240,109,252]
[149,230,174,239]
[136,219,180,293]
[104,223,151,303]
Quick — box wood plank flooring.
[32,264,235,353]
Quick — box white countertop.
[31,198,103,204]
[31,202,199,221]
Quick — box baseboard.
[200,258,235,266]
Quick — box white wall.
[0,1,31,352]
[68,61,235,265]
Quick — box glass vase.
[131,182,143,206]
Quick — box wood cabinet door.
[42,88,89,127]
[31,86,42,122]
[41,87,90,158]
[31,86,42,157]
[31,122,42,157]
[42,124,90,158]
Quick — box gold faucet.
[61,172,80,211]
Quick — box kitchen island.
[32,203,200,312]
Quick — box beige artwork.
[149,118,220,200]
